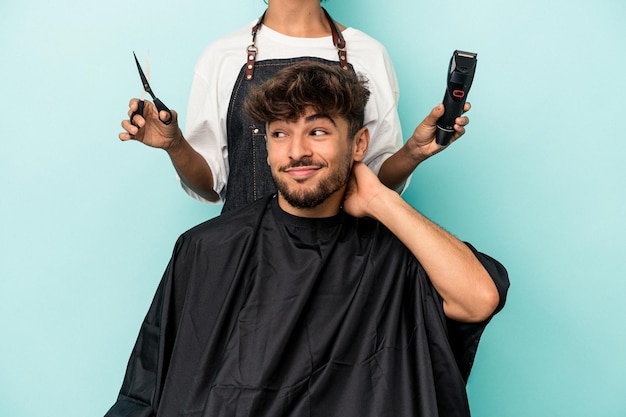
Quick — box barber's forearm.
[377,142,425,191]
[166,136,220,202]
[368,190,499,322]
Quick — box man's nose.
[288,134,312,159]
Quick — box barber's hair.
[245,61,370,138]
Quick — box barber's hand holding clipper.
[402,50,476,164]
[407,101,471,157]
[435,50,477,146]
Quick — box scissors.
[130,51,172,126]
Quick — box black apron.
[222,8,350,213]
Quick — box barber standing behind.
[119,0,470,212]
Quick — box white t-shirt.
[183,20,403,203]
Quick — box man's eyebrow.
[304,113,337,126]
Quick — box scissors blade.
[133,51,155,99]
[140,51,150,101]
[145,50,150,100]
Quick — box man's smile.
[279,158,327,181]
[282,165,322,180]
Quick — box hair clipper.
[436,50,477,146]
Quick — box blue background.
[1,0,624,415]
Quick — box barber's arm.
[377,102,470,191]
[343,161,499,323]
[119,98,220,202]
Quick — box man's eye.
[271,131,287,138]
[311,129,327,136]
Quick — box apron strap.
[322,8,348,70]
[245,7,348,80]
[245,12,265,80]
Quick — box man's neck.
[264,0,330,38]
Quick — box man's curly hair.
[245,61,370,138]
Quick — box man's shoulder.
[180,197,271,244]
[352,216,409,252]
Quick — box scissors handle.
[130,99,172,127]
[130,100,145,127]
[153,98,172,125]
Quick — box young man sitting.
[106,61,509,417]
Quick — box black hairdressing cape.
[105,195,508,417]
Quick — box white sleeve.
[181,67,226,203]
[181,30,248,203]
[348,31,403,176]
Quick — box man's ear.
[352,127,370,162]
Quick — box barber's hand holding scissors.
[120,98,182,150]
[119,52,183,150]
[118,52,220,201]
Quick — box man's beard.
[273,156,352,210]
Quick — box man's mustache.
[279,158,328,172]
